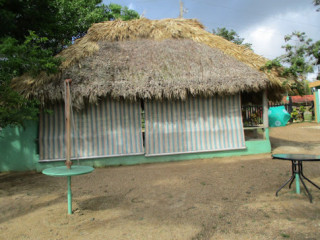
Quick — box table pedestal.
[68,176,72,214]
[43,165,94,214]
[276,160,320,203]
[295,173,300,194]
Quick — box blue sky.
[103,0,320,80]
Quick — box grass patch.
[280,233,290,238]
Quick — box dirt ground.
[1,122,320,240]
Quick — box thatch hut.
[8,18,284,169]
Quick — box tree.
[314,0,320,11]
[212,27,252,49]
[0,1,140,54]
[0,0,58,43]
[0,33,60,128]
[105,3,140,21]
[263,32,320,95]
[0,0,139,129]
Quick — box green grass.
[280,233,290,238]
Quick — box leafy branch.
[262,31,319,95]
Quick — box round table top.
[272,154,320,161]
[42,165,94,177]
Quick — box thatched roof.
[12,18,284,108]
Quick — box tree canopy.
[105,3,140,21]
[212,27,252,50]
[314,0,320,11]
[263,32,319,95]
[0,0,139,128]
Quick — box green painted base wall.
[0,121,271,172]
[0,121,38,172]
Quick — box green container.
[304,111,312,122]
[268,106,291,127]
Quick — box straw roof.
[12,18,284,108]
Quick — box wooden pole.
[262,90,269,140]
[65,79,72,169]
[314,91,318,123]
[179,0,183,18]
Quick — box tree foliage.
[0,1,139,54]
[212,27,252,50]
[314,0,320,11]
[262,1,320,96]
[0,0,139,129]
[0,32,60,128]
[105,3,140,21]
[262,32,320,95]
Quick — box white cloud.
[241,24,284,60]
[245,27,280,58]
[240,7,320,60]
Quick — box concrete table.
[42,165,94,214]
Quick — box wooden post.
[179,0,183,18]
[314,91,318,123]
[262,90,269,139]
[65,79,73,169]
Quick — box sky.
[103,0,320,80]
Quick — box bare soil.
[1,122,320,240]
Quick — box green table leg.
[295,173,300,194]
[67,176,72,214]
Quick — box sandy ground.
[1,122,320,240]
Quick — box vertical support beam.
[66,81,71,163]
[314,91,317,123]
[315,89,320,123]
[262,90,269,139]
[65,79,72,169]
[179,0,184,18]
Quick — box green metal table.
[272,154,320,203]
[42,165,94,214]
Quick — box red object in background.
[282,95,314,104]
